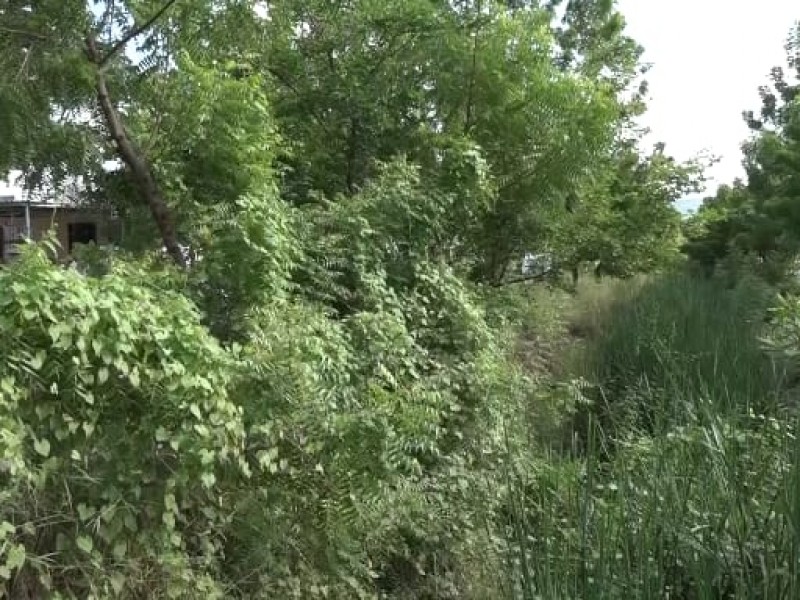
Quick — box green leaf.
[110,572,126,594]
[77,503,93,522]
[123,513,137,533]
[0,522,14,539]
[189,403,202,420]
[162,512,175,529]
[0,377,15,397]
[76,535,93,554]
[200,472,216,488]
[33,438,50,457]
[112,540,127,560]
[155,426,170,442]
[97,367,109,385]
[5,544,25,571]
[29,351,45,371]
[200,449,215,465]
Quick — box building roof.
[0,201,95,211]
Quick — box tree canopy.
[0,0,695,286]
[683,24,800,283]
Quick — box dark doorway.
[68,222,97,253]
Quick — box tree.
[683,23,800,284]
[1,0,656,287]
[553,142,704,280]
[0,0,228,265]
[246,0,644,284]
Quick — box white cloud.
[617,0,798,194]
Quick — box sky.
[617,0,799,211]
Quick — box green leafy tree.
[554,142,704,280]
[684,23,800,284]
[0,0,269,265]
[244,0,641,283]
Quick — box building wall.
[0,207,112,262]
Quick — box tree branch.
[463,7,482,134]
[0,26,48,40]
[488,268,559,288]
[99,0,178,67]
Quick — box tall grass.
[572,273,782,433]
[501,273,800,599]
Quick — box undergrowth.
[3,244,800,598]
[500,272,800,599]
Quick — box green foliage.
[495,273,800,599]
[505,410,800,599]
[0,244,246,597]
[0,0,97,184]
[684,23,800,286]
[2,0,677,287]
[248,0,640,282]
[130,53,279,217]
[8,2,796,599]
[191,188,302,339]
[553,144,704,279]
[572,273,780,435]
[218,213,524,595]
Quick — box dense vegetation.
[0,0,799,597]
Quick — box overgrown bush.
[0,233,544,598]
[222,271,530,597]
[0,244,246,597]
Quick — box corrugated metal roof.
[0,202,94,211]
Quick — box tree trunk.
[85,35,186,268]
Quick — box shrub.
[0,245,246,597]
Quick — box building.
[521,252,554,278]
[0,192,115,263]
